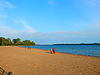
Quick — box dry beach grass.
[0,46,100,75]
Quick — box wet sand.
[0,46,100,75]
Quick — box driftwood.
[0,67,13,75]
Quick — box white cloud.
[0,0,16,10]
[0,24,100,44]
[0,23,36,40]
[0,24,18,37]
[48,0,57,5]
[0,18,100,44]
[83,0,100,6]
[14,18,36,33]
[0,0,15,20]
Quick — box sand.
[0,46,100,75]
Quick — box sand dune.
[0,46,100,75]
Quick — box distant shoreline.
[53,43,100,45]
[36,43,100,45]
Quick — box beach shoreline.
[22,47,100,58]
[0,46,100,75]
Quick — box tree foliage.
[0,37,35,46]
[23,40,35,46]
[12,38,21,44]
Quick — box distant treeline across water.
[53,43,100,45]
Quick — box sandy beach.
[0,46,100,75]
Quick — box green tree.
[0,37,35,46]
[0,37,11,46]
[31,41,35,45]
[22,40,35,46]
[0,37,3,46]
[7,38,12,45]
[12,38,21,45]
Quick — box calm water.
[22,45,100,57]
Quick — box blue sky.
[0,0,100,44]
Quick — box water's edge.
[22,45,100,57]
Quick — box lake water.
[22,45,100,57]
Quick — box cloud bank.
[0,22,100,44]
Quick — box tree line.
[0,37,35,46]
